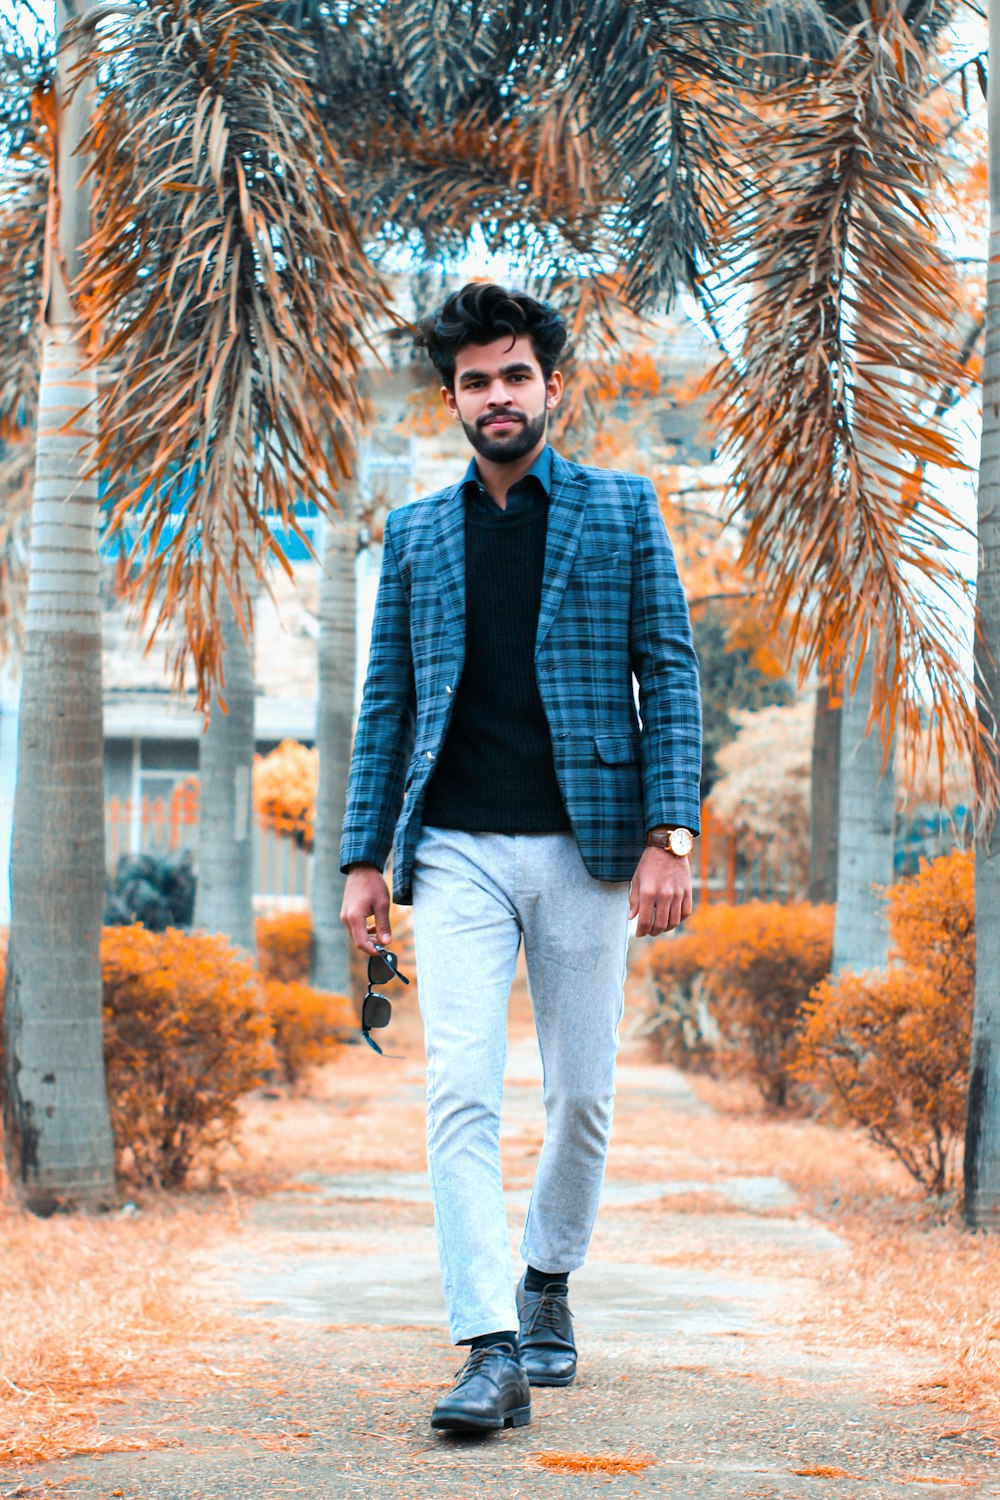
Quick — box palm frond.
[73,0,392,706]
[0,124,46,441]
[710,5,990,800]
[0,436,32,660]
[0,12,53,163]
[355,99,613,273]
[0,79,47,665]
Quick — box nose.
[485,380,513,407]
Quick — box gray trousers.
[411,826,631,1343]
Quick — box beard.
[462,407,548,464]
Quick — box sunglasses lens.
[363,994,392,1030]
[368,953,394,984]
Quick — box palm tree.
[964,0,1000,1230]
[311,486,360,996]
[1,0,388,1206]
[194,590,257,954]
[707,1,984,973]
[296,0,982,983]
[2,0,116,1211]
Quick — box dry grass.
[0,1195,251,1466]
[2,962,998,1472]
[620,1019,1000,1439]
[533,1449,656,1474]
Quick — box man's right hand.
[340,864,393,955]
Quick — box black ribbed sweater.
[421,496,570,834]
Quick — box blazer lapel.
[535,453,587,653]
[434,481,467,639]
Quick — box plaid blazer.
[340,449,702,904]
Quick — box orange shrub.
[641,922,721,1072]
[646,902,834,1107]
[263,980,354,1084]
[796,850,974,1196]
[253,740,317,849]
[102,926,274,1188]
[256,910,314,982]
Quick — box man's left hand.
[629,848,693,937]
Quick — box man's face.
[443,334,563,464]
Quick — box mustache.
[478,412,527,428]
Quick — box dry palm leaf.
[709,4,989,804]
[72,0,392,705]
[0,74,49,664]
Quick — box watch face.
[669,827,694,857]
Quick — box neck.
[474,438,547,511]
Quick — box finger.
[373,892,392,947]
[680,886,693,922]
[650,892,682,936]
[354,915,378,954]
[342,903,376,954]
[634,892,655,938]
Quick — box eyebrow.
[457,361,536,385]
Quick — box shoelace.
[523,1285,571,1335]
[454,1344,516,1383]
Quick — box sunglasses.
[361,943,410,1057]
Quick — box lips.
[482,414,523,430]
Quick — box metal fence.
[105,779,311,902]
[104,785,802,910]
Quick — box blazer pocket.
[577,550,620,576]
[594,733,640,765]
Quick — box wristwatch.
[646,827,694,858]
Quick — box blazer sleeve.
[339,511,416,873]
[629,478,703,834]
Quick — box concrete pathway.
[4,991,999,1500]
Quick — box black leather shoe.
[516,1274,577,1387]
[430,1343,531,1432]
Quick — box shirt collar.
[460,443,553,500]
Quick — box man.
[340,283,701,1434]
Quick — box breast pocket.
[576,550,621,581]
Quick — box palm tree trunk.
[2,0,115,1212]
[808,677,840,904]
[311,504,358,995]
[194,593,256,954]
[831,648,895,975]
[963,0,1000,1230]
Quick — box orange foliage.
[263,980,353,1084]
[256,909,314,982]
[796,851,974,1196]
[253,739,317,849]
[102,926,274,1188]
[647,903,834,1107]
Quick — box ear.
[545,370,564,410]
[441,385,460,419]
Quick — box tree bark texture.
[311,510,357,996]
[194,594,256,955]
[808,678,841,904]
[964,0,1000,1230]
[2,322,116,1212]
[831,648,895,976]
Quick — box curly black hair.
[416,283,567,390]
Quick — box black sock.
[469,1329,518,1353]
[524,1265,569,1294]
